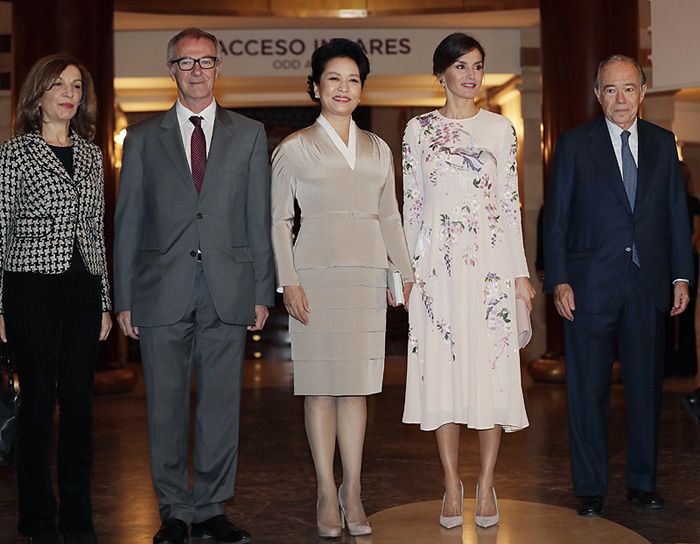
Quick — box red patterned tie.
[190,115,206,193]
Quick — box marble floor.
[0,353,698,543]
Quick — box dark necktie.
[621,130,639,265]
[190,116,206,193]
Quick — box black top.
[48,144,86,272]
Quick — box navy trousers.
[564,264,665,496]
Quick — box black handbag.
[0,343,19,468]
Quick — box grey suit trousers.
[139,263,246,524]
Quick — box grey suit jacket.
[114,104,275,326]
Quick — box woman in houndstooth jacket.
[0,54,112,544]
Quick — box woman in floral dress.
[402,33,535,529]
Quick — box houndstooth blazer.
[0,131,111,312]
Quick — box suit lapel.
[588,118,633,214]
[635,120,658,214]
[158,105,196,195]
[199,106,234,199]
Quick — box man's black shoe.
[681,388,700,425]
[627,488,664,509]
[191,515,251,543]
[153,518,188,544]
[27,534,61,544]
[64,531,98,544]
[577,496,604,516]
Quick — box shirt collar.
[316,113,357,170]
[176,99,217,127]
[605,116,638,141]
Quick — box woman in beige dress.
[271,39,413,538]
[402,33,536,529]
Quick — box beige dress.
[271,116,413,396]
[402,109,530,431]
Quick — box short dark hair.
[306,38,370,102]
[594,54,646,92]
[14,53,97,141]
[167,27,221,62]
[432,33,486,77]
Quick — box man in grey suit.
[114,27,274,544]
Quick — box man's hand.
[554,283,576,321]
[671,281,690,316]
[247,305,270,331]
[117,310,139,339]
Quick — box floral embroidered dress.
[402,109,530,432]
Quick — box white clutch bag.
[387,270,405,305]
[515,297,532,349]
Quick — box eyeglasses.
[169,56,219,71]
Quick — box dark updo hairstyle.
[306,38,370,102]
[15,53,97,141]
[432,32,486,78]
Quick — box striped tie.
[621,130,639,266]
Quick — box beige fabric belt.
[302,211,380,222]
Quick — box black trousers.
[3,270,102,536]
[564,264,665,496]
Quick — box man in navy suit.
[544,55,693,517]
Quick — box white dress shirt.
[176,99,217,168]
[604,117,638,177]
[316,114,357,170]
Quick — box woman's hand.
[387,282,413,308]
[99,312,112,341]
[403,282,413,310]
[0,315,6,343]
[515,277,536,312]
[283,285,310,325]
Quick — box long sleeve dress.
[271,116,413,396]
[402,109,530,432]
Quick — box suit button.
[190,250,197,257]
[625,247,631,252]
[196,213,203,219]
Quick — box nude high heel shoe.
[317,498,342,538]
[338,484,372,536]
[439,480,464,529]
[474,483,500,528]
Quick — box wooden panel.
[269,0,365,17]
[115,0,271,15]
[539,0,639,356]
[115,0,537,16]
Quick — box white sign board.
[115,28,521,78]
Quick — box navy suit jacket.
[543,117,693,313]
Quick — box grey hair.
[594,54,647,92]
[166,27,222,63]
